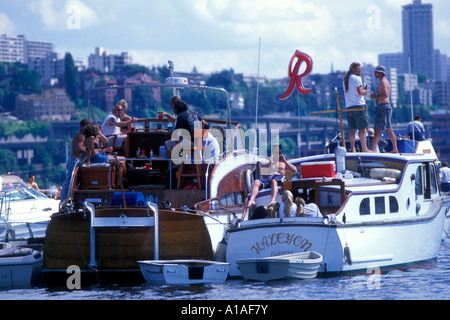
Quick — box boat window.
[235,192,244,205]
[430,164,438,195]
[359,197,370,215]
[375,196,385,214]
[415,166,423,196]
[220,192,244,206]
[422,163,432,199]
[389,196,399,213]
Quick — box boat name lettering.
[250,232,312,255]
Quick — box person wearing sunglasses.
[101,99,138,148]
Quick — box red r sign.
[278,50,313,100]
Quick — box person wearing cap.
[369,65,398,153]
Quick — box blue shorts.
[92,152,109,163]
[374,103,392,130]
[258,174,285,189]
[441,182,450,192]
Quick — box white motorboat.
[237,251,322,281]
[0,174,59,240]
[137,259,230,285]
[0,245,43,289]
[220,139,448,277]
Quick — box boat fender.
[344,244,352,265]
[245,169,254,194]
[215,238,228,262]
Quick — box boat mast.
[254,37,261,156]
[406,35,415,145]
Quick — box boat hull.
[226,202,445,277]
[237,251,322,281]
[0,247,43,289]
[138,260,229,285]
[43,207,213,283]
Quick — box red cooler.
[301,161,335,179]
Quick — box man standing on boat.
[343,62,371,152]
[244,144,297,214]
[369,65,399,153]
[60,118,91,205]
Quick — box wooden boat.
[138,259,229,285]
[237,251,322,281]
[43,73,252,284]
[0,244,43,289]
[209,139,448,277]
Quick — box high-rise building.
[88,47,132,73]
[402,0,434,79]
[0,34,54,64]
[0,34,26,63]
[378,53,404,75]
[24,38,54,64]
[434,50,448,82]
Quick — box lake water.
[0,238,448,305]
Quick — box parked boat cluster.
[0,79,448,288]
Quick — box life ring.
[245,169,254,194]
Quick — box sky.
[1,0,449,79]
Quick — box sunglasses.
[115,108,124,112]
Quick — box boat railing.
[83,200,159,268]
[0,191,11,221]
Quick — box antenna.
[406,32,415,144]
[168,60,176,96]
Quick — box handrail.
[87,82,232,129]
[84,200,159,268]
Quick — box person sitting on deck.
[84,124,126,187]
[244,144,297,214]
[278,190,297,218]
[294,197,321,217]
[101,100,138,149]
[406,115,426,141]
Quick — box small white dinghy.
[0,245,43,289]
[237,251,323,281]
[138,260,230,285]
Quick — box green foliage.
[10,68,41,94]
[0,121,50,138]
[0,149,19,174]
[64,52,80,102]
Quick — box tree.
[64,52,80,101]
[10,68,40,94]
[0,149,19,174]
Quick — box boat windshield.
[1,182,49,201]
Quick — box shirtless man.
[60,118,91,205]
[28,174,40,191]
[244,144,297,214]
[370,65,398,153]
